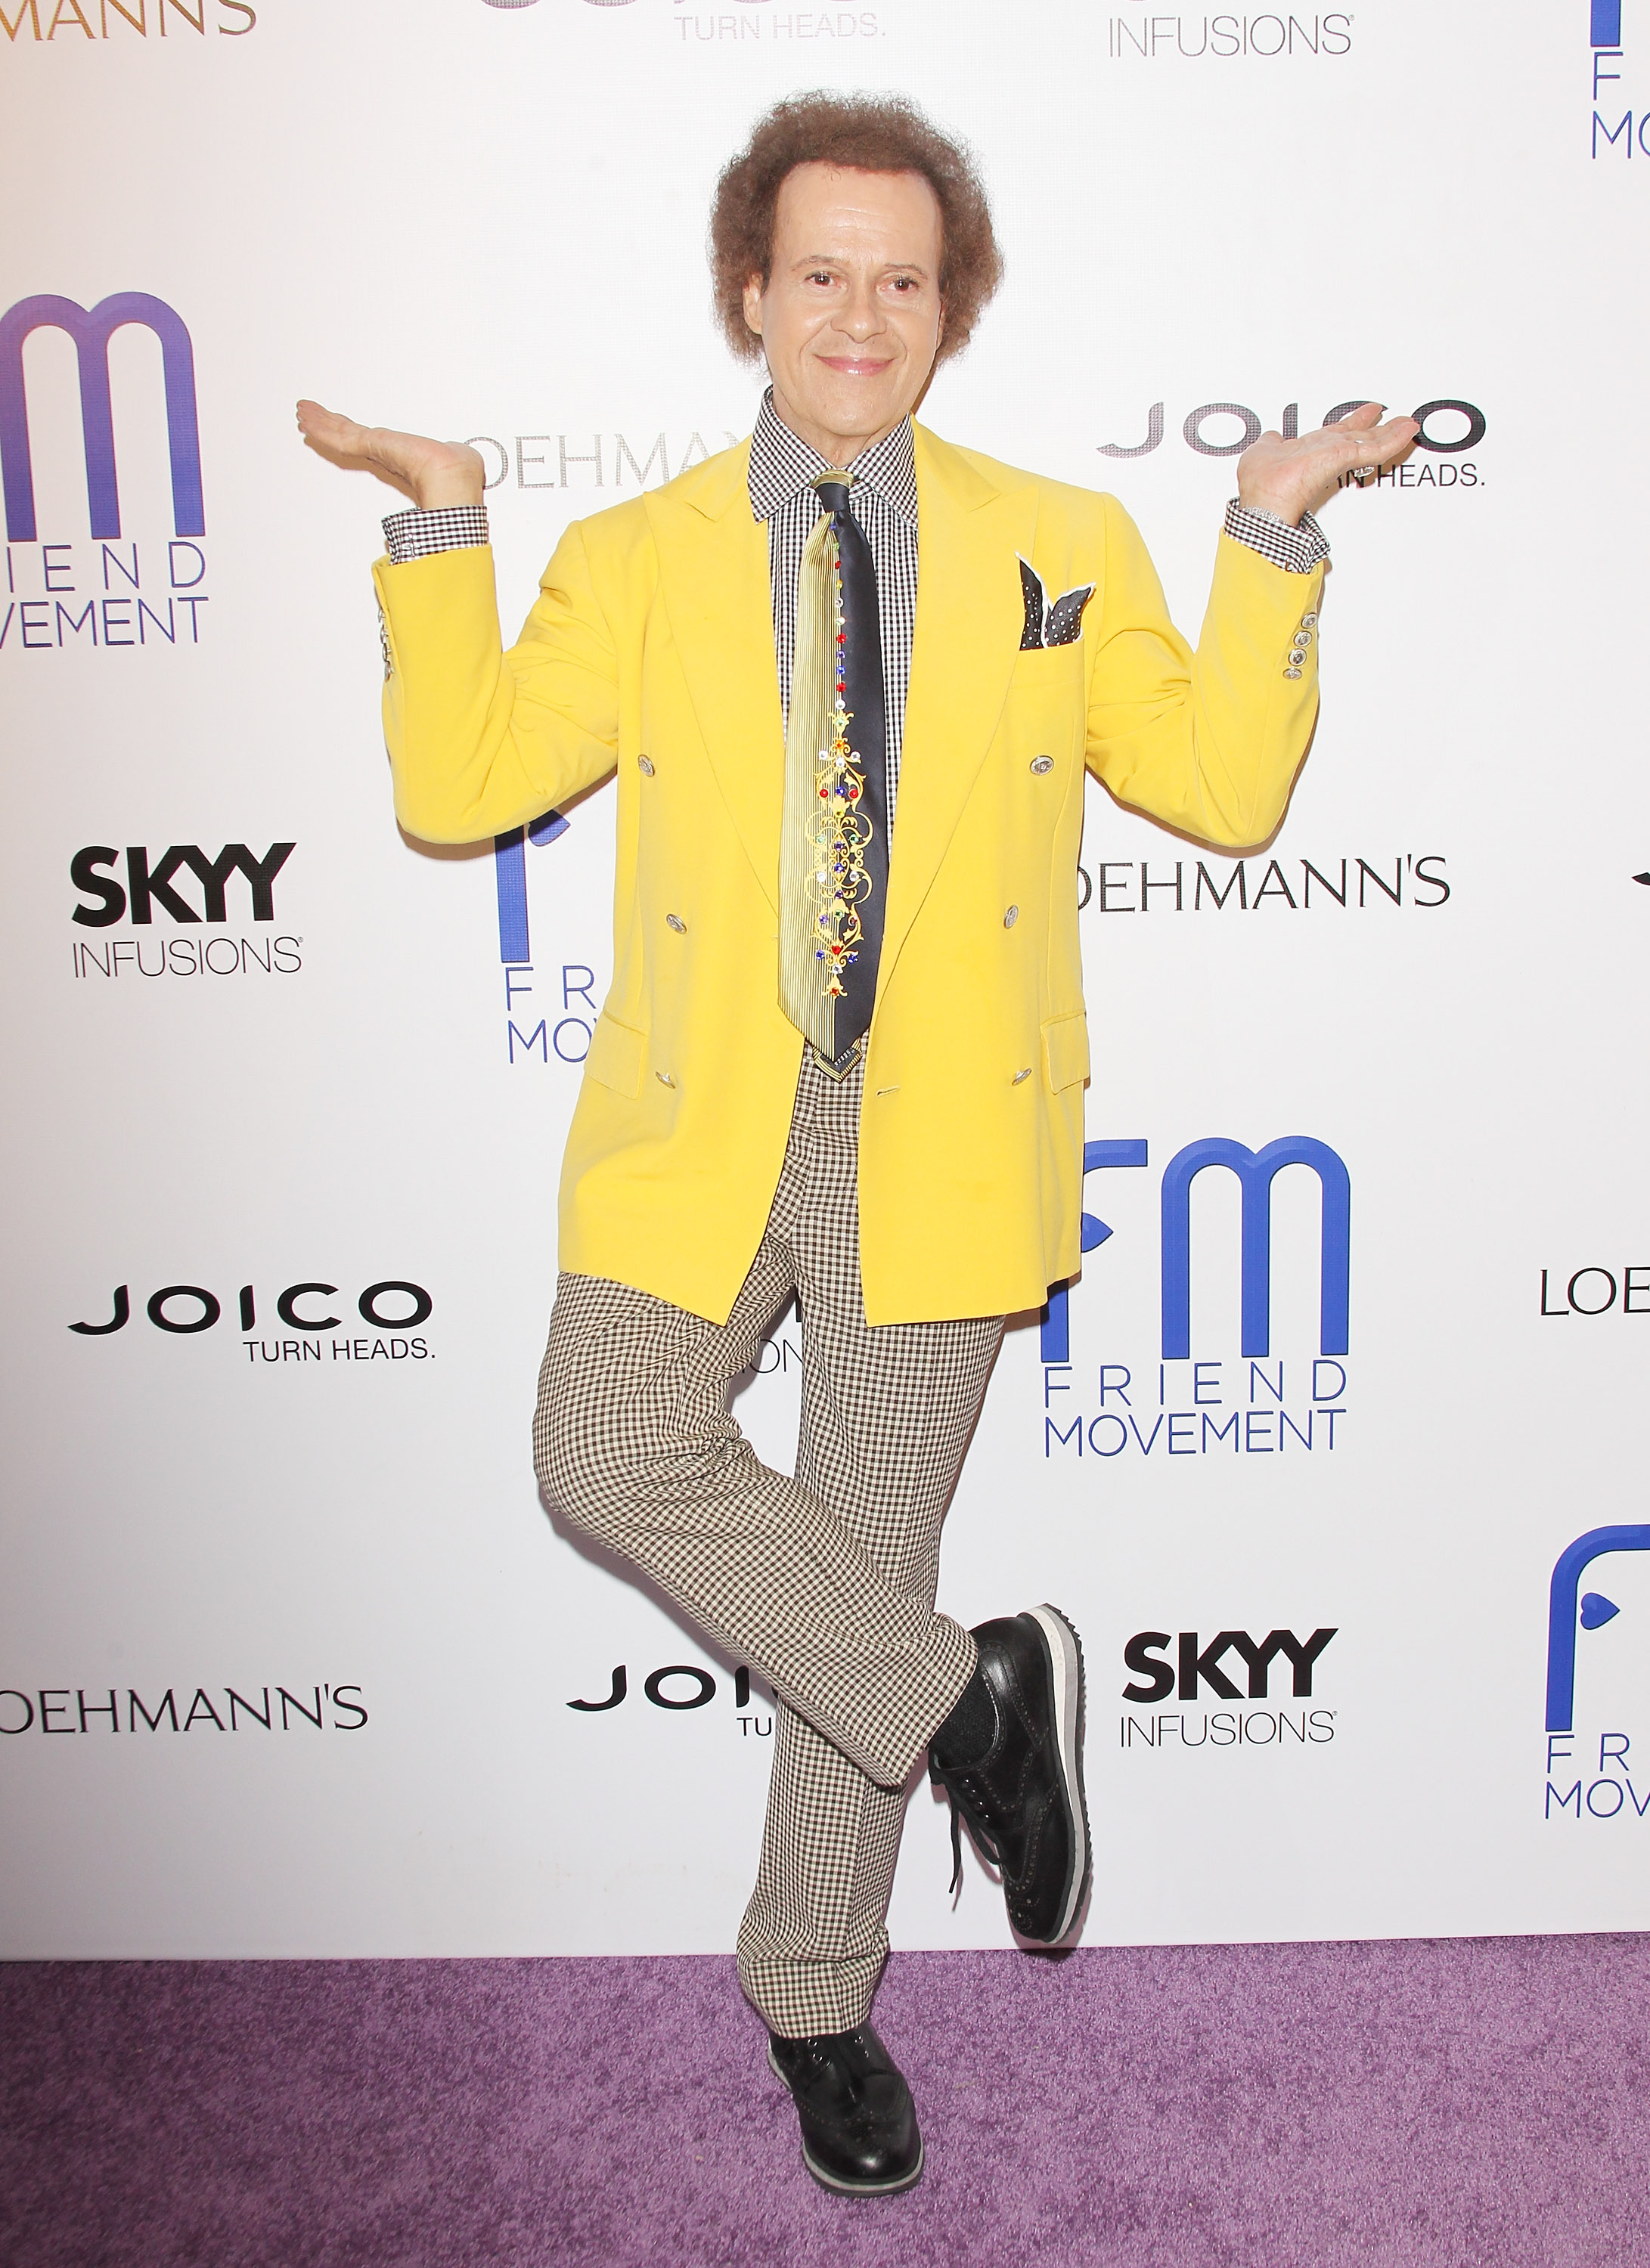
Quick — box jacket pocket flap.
[585,1012,646,1098]
[1041,1011,1090,1093]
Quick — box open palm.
[296,401,485,510]
[1238,399,1419,526]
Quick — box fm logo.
[1041,1136,1351,1362]
[70,1280,433,1335]
[495,809,569,962]
[1545,1527,1650,1734]
[1593,0,1639,150]
[70,843,293,926]
[0,294,203,543]
[1123,1628,1336,1703]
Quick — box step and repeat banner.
[3,0,1648,1959]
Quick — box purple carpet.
[2,1940,1647,2267]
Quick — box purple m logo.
[0,293,204,543]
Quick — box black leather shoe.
[768,2022,924,2195]
[928,1603,1089,1945]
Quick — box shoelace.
[786,2028,875,2094]
[932,1768,1002,1899]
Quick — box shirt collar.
[747,389,918,526]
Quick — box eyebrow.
[792,255,933,277]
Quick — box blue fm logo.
[495,808,568,962]
[0,293,203,542]
[1041,1136,1351,1363]
[1590,0,1642,156]
[495,809,597,1065]
[1545,1527,1650,1734]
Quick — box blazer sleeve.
[371,520,620,845]
[1084,494,1324,850]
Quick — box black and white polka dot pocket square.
[1018,558,1095,651]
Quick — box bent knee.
[533,1390,625,1535]
[534,1368,748,1538]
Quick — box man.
[298,91,1414,2198]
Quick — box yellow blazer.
[374,423,1323,1326]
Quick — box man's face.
[743,162,945,461]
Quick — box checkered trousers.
[535,1049,1003,2037]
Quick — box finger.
[307,410,408,473]
[1341,417,1420,468]
[296,401,368,455]
[296,398,350,439]
[1329,400,1385,433]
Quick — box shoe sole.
[767,2043,926,2195]
[1025,1601,1090,1945]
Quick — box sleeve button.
[1301,612,1318,628]
[1284,667,1303,680]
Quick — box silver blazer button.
[1030,755,1054,775]
[637,754,655,776]
[1012,1067,1032,1085]
[655,1070,675,1088]
[665,913,687,933]
[1003,905,1019,928]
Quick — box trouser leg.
[736,1058,1003,2036]
[532,1056,987,1794]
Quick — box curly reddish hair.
[710,91,1003,366]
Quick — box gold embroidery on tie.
[808,537,875,1002]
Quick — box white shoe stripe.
[1027,1602,1089,1942]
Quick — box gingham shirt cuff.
[1224,500,1329,575]
[381,504,490,565]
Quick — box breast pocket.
[1009,640,1084,709]
[1006,643,1087,770]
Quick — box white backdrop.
[4,0,1649,1960]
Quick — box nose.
[836,276,884,342]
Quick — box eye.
[807,270,836,287]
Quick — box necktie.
[778,473,889,1077]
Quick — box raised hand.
[296,401,486,510]
[1236,400,1419,527]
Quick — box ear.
[741,274,765,339]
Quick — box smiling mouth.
[817,355,894,376]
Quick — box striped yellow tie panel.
[777,510,839,1060]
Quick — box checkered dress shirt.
[381,407,1329,829]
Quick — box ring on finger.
[1350,463,1378,481]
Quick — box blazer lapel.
[879,425,1040,998]
[647,440,784,914]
